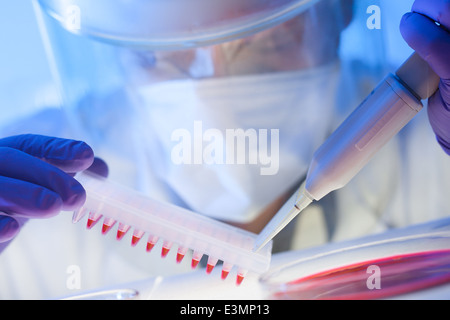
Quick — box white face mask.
[134,63,340,223]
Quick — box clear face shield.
[122,1,350,83]
[34,0,385,224]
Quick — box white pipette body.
[254,53,440,252]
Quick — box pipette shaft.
[254,53,440,251]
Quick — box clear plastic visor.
[114,0,353,80]
[37,0,330,50]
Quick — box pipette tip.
[253,184,313,252]
[252,206,300,252]
[72,208,88,223]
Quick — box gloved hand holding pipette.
[0,134,94,250]
[400,0,450,155]
[254,0,449,251]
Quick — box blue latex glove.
[400,0,450,155]
[0,134,95,248]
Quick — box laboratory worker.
[0,0,449,299]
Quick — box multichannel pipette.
[73,171,272,285]
[254,53,440,252]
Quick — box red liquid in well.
[146,242,156,252]
[191,259,200,269]
[206,264,215,274]
[176,252,185,263]
[236,274,245,286]
[271,250,450,300]
[161,246,171,258]
[221,270,230,280]
[131,235,142,246]
[102,223,113,234]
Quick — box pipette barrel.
[305,53,439,201]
